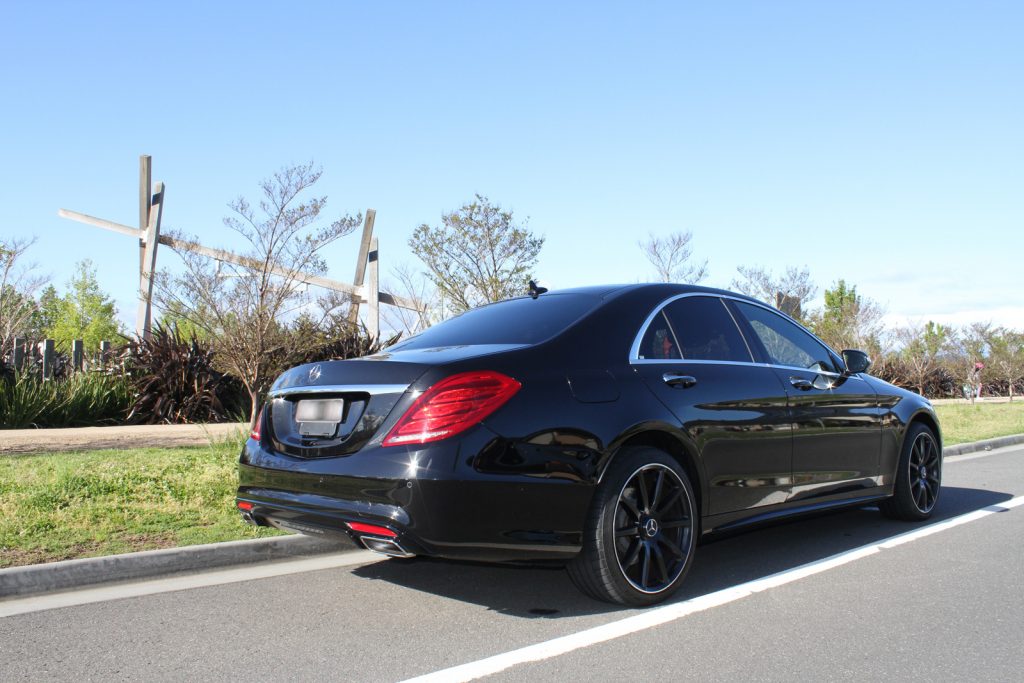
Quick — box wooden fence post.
[347,209,376,325]
[13,337,25,371]
[72,340,84,372]
[367,237,379,338]
[40,339,55,380]
[139,155,152,281]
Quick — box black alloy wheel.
[568,447,697,606]
[880,423,942,521]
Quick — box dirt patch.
[0,423,248,455]
[0,532,180,568]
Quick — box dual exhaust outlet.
[358,535,415,558]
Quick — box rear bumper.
[236,433,594,562]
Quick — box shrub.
[123,324,245,424]
[0,370,131,429]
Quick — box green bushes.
[0,371,132,429]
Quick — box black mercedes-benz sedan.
[236,284,942,605]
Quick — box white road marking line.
[0,551,382,619]
[401,494,1024,683]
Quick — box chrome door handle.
[663,373,697,389]
[789,377,813,391]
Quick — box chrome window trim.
[268,384,410,398]
[629,292,852,377]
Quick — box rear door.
[729,300,882,501]
[631,295,792,515]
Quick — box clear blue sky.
[2,1,1021,333]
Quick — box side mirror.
[842,349,871,375]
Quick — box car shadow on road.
[350,485,1012,619]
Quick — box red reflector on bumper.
[237,501,254,511]
[347,521,397,538]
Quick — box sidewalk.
[0,422,249,455]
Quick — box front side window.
[734,301,840,373]
[659,296,753,363]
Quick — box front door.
[729,301,882,502]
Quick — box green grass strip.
[0,439,283,568]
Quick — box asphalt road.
[2,445,1022,682]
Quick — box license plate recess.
[295,398,344,437]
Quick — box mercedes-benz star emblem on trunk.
[308,364,322,382]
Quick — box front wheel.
[568,447,697,606]
[880,423,942,521]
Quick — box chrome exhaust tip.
[240,511,257,526]
[358,535,416,558]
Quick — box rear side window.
[733,301,841,373]
[659,296,753,363]
[388,294,601,350]
[638,311,682,360]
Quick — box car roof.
[549,283,765,306]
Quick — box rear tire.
[567,447,697,606]
[880,423,942,521]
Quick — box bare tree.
[952,323,990,403]
[381,262,435,336]
[0,237,47,359]
[156,162,361,424]
[731,265,817,319]
[410,194,544,314]
[638,231,709,284]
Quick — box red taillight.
[382,371,521,447]
[347,521,397,538]
[250,406,263,441]
[237,501,254,511]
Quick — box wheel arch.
[601,425,708,518]
[907,409,943,452]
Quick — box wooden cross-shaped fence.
[58,156,421,340]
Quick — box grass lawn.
[0,439,283,569]
[934,401,1024,445]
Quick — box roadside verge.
[2,432,1020,601]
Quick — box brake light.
[382,371,521,446]
[250,406,263,441]
[237,501,254,511]
[347,521,398,538]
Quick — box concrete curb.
[945,433,1024,457]
[0,533,355,599]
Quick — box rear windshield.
[387,294,600,350]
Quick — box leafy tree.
[156,162,362,425]
[639,231,708,284]
[985,327,1024,401]
[808,279,884,354]
[730,265,816,321]
[28,285,63,341]
[0,237,47,358]
[409,194,544,315]
[44,260,122,352]
[895,321,953,396]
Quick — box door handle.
[789,377,814,391]
[663,373,697,389]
